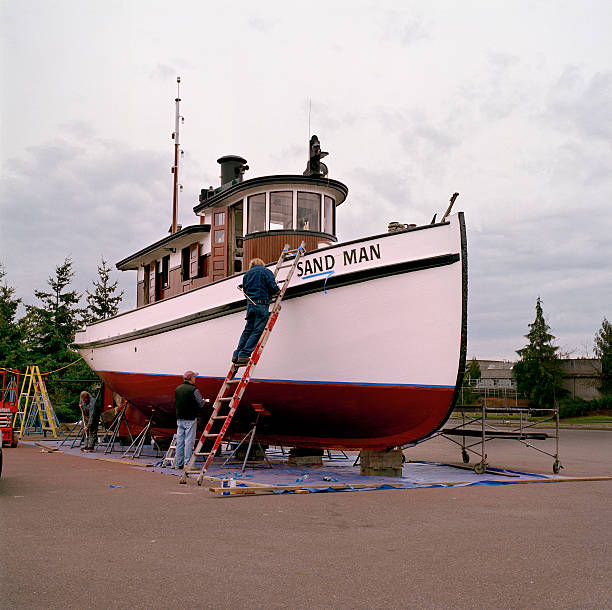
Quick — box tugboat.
[73,81,467,450]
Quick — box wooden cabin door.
[211,207,228,282]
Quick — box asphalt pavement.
[1,429,610,609]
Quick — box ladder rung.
[212,415,228,420]
[194,451,211,457]
[204,433,221,438]
[226,379,240,384]
[218,397,233,402]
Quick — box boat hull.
[75,213,467,450]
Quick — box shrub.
[559,395,612,418]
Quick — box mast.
[171,76,183,234]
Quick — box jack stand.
[58,420,85,448]
[121,410,154,459]
[222,405,271,474]
[98,405,133,454]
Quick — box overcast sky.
[1,0,611,361]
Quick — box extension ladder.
[16,366,58,438]
[180,243,305,485]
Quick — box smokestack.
[217,155,249,186]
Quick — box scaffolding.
[440,390,561,474]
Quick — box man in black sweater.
[174,371,206,469]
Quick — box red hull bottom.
[97,371,455,450]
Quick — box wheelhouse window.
[247,193,266,233]
[323,196,335,235]
[270,191,293,230]
[214,229,225,244]
[297,192,320,231]
[214,211,225,226]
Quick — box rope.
[42,355,87,376]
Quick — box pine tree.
[86,257,123,323]
[22,257,97,421]
[24,257,84,370]
[0,263,26,369]
[513,297,565,408]
[465,358,481,385]
[594,318,612,395]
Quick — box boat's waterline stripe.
[97,369,455,389]
[74,252,460,350]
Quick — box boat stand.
[58,420,85,448]
[121,411,155,459]
[97,405,133,454]
[439,397,562,474]
[222,405,271,473]
[324,449,350,462]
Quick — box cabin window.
[214,229,225,244]
[270,191,293,230]
[214,211,225,226]
[161,255,170,288]
[324,196,335,235]
[247,193,266,233]
[181,247,190,281]
[297,192,321,231]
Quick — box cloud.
[0,124,171,312]
[376,10,428,46]
[546,67,612,143]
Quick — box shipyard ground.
[1,429,610,609]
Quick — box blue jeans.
[233,303,270,360]
[175,419,197,468]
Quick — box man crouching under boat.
[174,371,207,469]
[232,258,280,366]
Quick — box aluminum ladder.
[16,366,58,438]
[180,242,305,485]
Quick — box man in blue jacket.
[232,258,279,365]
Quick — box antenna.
[171,76,183,234]
[308,98,312,148]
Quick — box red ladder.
[180,242,305,485]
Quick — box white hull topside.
[74,213,466,390]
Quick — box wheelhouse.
[116,140,348,308]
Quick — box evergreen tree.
[23,257,96,421]
[85,257,123,323]
[513,297,565,408]
[0,263,26,369]
[24,257,84,370]
[594,317,612,395]
[465,358,482,385]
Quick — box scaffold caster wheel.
[197,476,203,486]
[553,460,562,474]
[179,474,187,485]
[474,462,486,474]
[462,449,470,463]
